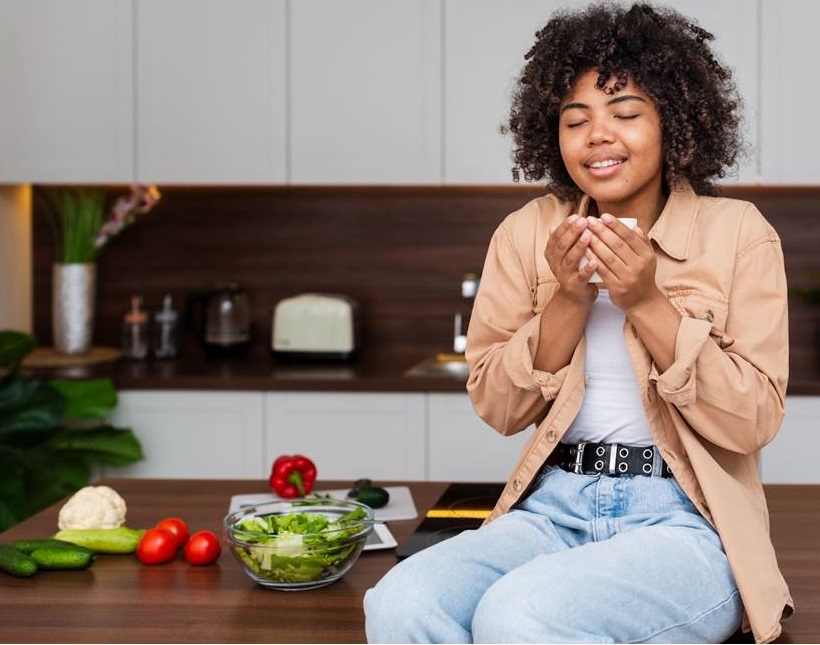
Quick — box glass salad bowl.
[223,498,374,591]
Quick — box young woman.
[364,3,792,643]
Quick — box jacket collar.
[647,182,698,261]
[575,181,698,261]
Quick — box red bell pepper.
[269,454,317,498]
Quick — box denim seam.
[627,589,742,644]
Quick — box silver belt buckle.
[573,442,587,474]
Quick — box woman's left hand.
[585,214,657,311]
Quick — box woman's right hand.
[545,214,598,304]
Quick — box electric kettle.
[189,282,251,356]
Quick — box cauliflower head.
[58,485,127,530]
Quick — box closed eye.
[565,119,588,128]
[615,114,639,120]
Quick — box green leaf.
[49,378,117,419]
[48,426,144,467]
[0,331,36,369]
[0,375,64,442]
[22,451,91,513]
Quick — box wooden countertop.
[19,345,820,395]
[1,479,818,643]
[22,346,471,393]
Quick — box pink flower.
[94,184,161,250]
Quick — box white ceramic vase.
[52,262,96,355]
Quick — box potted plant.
[0,330,144,532]
[42,184,161,355]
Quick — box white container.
[579,217,638,283]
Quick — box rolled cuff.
[502,314,569,400]
[651,316,713,406]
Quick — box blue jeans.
[364,467,742,643]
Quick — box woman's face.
[558,69,665,219]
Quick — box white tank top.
[562,289,654,446]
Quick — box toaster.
[272,293,359,361]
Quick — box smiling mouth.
[587,159,624,169]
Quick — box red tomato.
[155,517,189,548]
[136,528,178,565]
[184,530,222,566]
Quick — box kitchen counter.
[20,344,820,395]
[0,478,445,644]
[1,478,819,643]
[22,347,472,393]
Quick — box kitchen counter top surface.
[21,345,820,396]
[1,478,818,643]
[22,346,472,393]
[0,478,447,644]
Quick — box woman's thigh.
[364,506,572,643]
[472,522,742,644]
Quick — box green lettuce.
[231,506,368,583]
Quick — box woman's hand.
[585,214,657,310]
[545,214,598,305]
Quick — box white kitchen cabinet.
[108,390,266,478]
[444,0,760,185]
[0,0,134,183]
[760,396,820,484]
[265,392,427,480]
[443,0,561,185]
[427,393,531,481]
[135,0,287,183]
[289,0,441,184]
[661,0,760,184]
[760,0,819,183]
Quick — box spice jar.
[122,295,149,360]
[152,294,178,360]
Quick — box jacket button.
[704,312,714,323]
[513,479,523,492]
[546,430,557,442]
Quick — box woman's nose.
[587,117,615,145]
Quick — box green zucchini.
[0,544,37,578]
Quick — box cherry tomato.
[136,528,178,565]
[184,530,222,566]
[155,517,189,548]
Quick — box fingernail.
[600,213,615,224]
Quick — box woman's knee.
[364,554,464,643]
[471,567,592,643]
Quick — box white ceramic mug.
[579,217,638,283]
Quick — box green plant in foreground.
[0,331,144,532]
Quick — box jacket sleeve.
[651,206,789,454]
[465,218,569,436]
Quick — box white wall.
[0,184,32,333]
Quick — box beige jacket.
[465,182,793,643]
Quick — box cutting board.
[228,485,418,522]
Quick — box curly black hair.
[505,2,744,199]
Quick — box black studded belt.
[546,442,673,478]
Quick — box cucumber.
[30,546,95,570]
[53,526,144,554]
[8,538,93,556]
[0,544,38,578]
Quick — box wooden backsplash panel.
[31,186,542,356]
[31,185,818,375]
